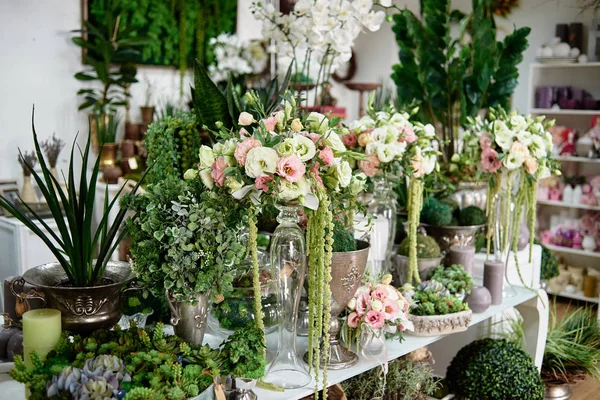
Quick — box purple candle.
[484,260,504,305]
[447,245,475,275]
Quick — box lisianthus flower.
[262,116,277,132]
[371,299,383,312]
[277,155,306,182]
[504,141,529,170]
[372,286,389,302]
[382,299,399,320]
[318,146,335,166]
[238,111,254,126]
[199,145,216,168]
[347,312,360,328]
[310,162,323,185]
[348,297,357,311]
[292,135,317,161]
[278,177,310,202]
[365,310,386,329]
[356,292,371,316]
[399,125,417,143]
[481,147,502,173]
[323,130,347,152]
[358,154,381,177]
[245,147,278,178]
[342,133,358,147]
[357,132,372,147]
[479,132,492,149]
[255,175,272,192]
[234,137,262,166]
[291,118,303,132]
[524,157,539,175]
[210,156,228,187]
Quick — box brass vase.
[304,240,370,369]
[99,143,119,169]
[89,113,116,154]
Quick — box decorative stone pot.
[448,181,488,210]
[391,255,443,286]
[140,106,155,125]
[409,309,472,337]
[166,292,209,345]
[18,261,134,332]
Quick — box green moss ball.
[398,233,441,258]
[332,221,357,252]
[421,197,453,227]
[458,206,486,226]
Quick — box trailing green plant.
[341,357,439,400]
[421,197,453,226]
[458,205,486,226]
[542,305,600,384]
[0,112,144,287]
[143,112,202,185]
[536,239,559,281]
[446,338,544,400]
[398,234,441,258]
[391,0,530,161]
[429,264,474,296]
[410,290,468,316]
[122,176,247,303]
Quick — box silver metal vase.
[166,291,209,345]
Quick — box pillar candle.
[22,309,61,367]
[483,260,504,305]
[584,276,598,298]
[447,245,475,275]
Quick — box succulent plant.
[47,366,85,397]
[417,279,449,296]
[83,355,131,386]
[398,234,441,258]
[429,265,474,296]
[458,206,486,226]
[76,376,118,399]
[421,197,453,226]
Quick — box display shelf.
[530,108,599,116]
[531,62,600,69]
[544,244,600,258]
[546,288,599,304]
[537,199,600,211]
[557,155,600,164]
[253,287,538,400]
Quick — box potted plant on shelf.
[140,76,155,125]
[0,115,144,332]
[122,176,248,345]
[394,233,443,285]
[17,150,38,204]
[40,133,65,184]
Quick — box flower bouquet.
[341,274,413,352]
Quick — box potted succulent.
[394,234,443,285]
[0,117,144,332]
[122,176,248,345]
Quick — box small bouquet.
[342,274,413,350]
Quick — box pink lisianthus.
[356,292,371,316]
[303,132,321,144]
[481,147,502,173]
[210,156,228,188]
[318,146,335,166]
[411,153,424,178]
[262,116,277,132]
[358,154,381,177]
[277,155,306,182]
[479,132,493,149]
[382,299,399,320]
[234,137,262,166]
[310,162,323,185]
[255,175,272,192]
[347,312,360,328]
[342,133,358,147]
[240,128,250,137]
[524,157,539,175]
[365,310,386,329]
[398,125,417,143]
[371,287,389,302]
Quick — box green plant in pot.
[394,234,442,285]
[0,114,144,332]
[122,176,248,345]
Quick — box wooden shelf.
[531,62,600,69]
[530,108,599,116]
[545,244,600,258]
[537,199,600,211]
[557,155,600,164]
[546,289,599,304]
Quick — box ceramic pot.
[391,255,443,286]
[20,175,37,203]
[166,292,209,345]
[99,143,119,169]
[582,235,596,252]
[124,123,140,141]
[140,106,155,125]
[18,261,134,332]
[464,285,492,313]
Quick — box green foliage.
[446,338,544,400]
[219,324,266,379]
[332,220,357,252]
[537,240,559,281]
[410,290,468,316]
[543,306,600,384]
[341,357,439,400]
[122,177,247,303]
[0,114,144,286]
[429,264,474,295]
[421,197,453,226]
[391,0,530,160]
[458,205,486,226]
[398,234,441,258]
[144,112,202,185]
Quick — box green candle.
[22,308,61,367]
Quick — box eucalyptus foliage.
[122,177,247,303]
[391,0,530,159]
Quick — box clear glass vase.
[262,204,311,389]
[365,175,397,281]
[491,185,518,299]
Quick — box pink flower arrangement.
[277,155,306,182]
[481,147,502,173]
[358,154,381,177]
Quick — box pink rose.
[342,134,358,147]
[234,137,262,166]
[398,125,417,143]
[255,175,272,192]
[347,312,360,328]
[479,132,493,149]
[356,292,371,316]
[371,287,388,302]
[310,162,323,185]
[262,116,277,132]
[210,156,228,188]
[303,132,321,144]
[277,155,306,182]
[481,147,502,173]
[358,154,381,177]
[382,299,399,320]
[365,310,386,329]
[318,146,335,166]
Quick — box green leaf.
[191,59,231,140]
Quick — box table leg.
[515,289,549,372]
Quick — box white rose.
[279,177,310,202]
[292,134,317,162]
[376,144,396,163]
[245,147,278,178]
[323,130,347,152]
[348,298,357,311]
[371,299,383,312]
[306,112,329,134]
[199,169,214,189]
[199,145,216,168]
[335,161,353,188]
[238,111,254,126]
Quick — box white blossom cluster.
[208,33,268,83]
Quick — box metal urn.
[166,292,209,345]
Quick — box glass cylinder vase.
[262,204,311,389]
[365,175,397,281]
[491,184,518,299]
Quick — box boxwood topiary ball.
[446,338,544,400]
[421,197,453,227]
[458,206,486,226]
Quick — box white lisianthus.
[510,114,527,132]
[530,122,544,134]
[221,139,237,156]
[245,147,279,178]
[306,112,329,133]
[348,297,357,311]
[275,110,286,129]
[349,172,367,195]
[277,138,296,157]
[183,169,198,180]
[423,123,436,138]
[516,130,532,146]
[225,176,244,193]
[493,120,514,151]
[199,169,214,189]
[371,299,383,311]
[537,165,551,179]
[335,160,353,188]
[544,131,554,151]
[323,130,347,152]
[389,112,409,125]
[292,135,317,161]
[371,127,389,143]
[365,141,379,155]
[355,285,370,296]
[376,144,396,163]
[238,111,254,126]
[504,141,529,170]
[291,118,303,132]
[422,151,437,175]
[390,141,407,156]
[279,177,310,202]
[530,135,547,159]
[199,145,216,168]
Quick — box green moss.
[446,338,544,400]
[332,220,356,252]
[421,197,453,226]
[398,234,441,258]
[411,290,468,316]
[458,206,486,226]
[440,197,460,218]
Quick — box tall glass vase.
[491,186,518,299]
[366,175,397,281]
[262,204,311,389]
